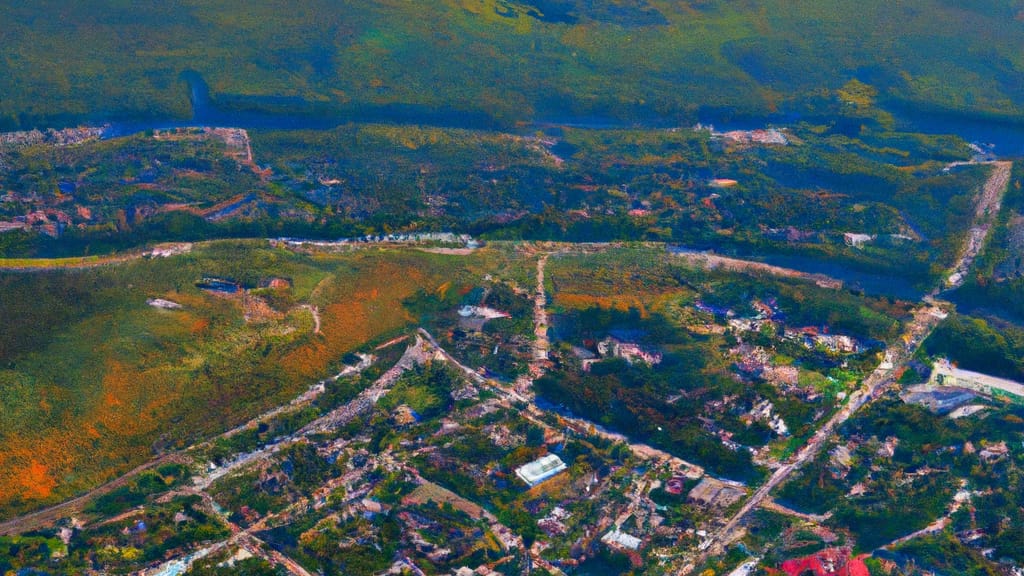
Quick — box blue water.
[756,253,926,301]
[667,246,926,301]
[104,71,501,138]
[104,72,1024,163]
[195,278,240,294]
[889,104,1024,157]
[698,98,1024,158]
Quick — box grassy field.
[0,241,511,518]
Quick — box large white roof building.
[515,454,567,487]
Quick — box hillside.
[2,1,1024,129]
[0,241,509,517]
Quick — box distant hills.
[2,0,1024,129]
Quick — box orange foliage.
[18,461,56,500]
[0,438,72,505]
[190,317,210,335]
[0,254,460,513]
[280,259,427,379]
[93,361,175,438]
[0,359,185,509]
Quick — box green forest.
[3,1,1024,129]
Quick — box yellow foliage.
[837,79,878,107]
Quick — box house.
[392,405,420,426]
[843,233,875,247]
[710,178,739,188]
[262,277,291,289]
[665,476,688,495]
[538,507,571,536]
[979,441,1009,463]
[877,436,899,459]
[597,336,662,366]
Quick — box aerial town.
[3,3,1024,575]
[0,233,1021,576]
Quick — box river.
[103,71,502,138]
[889,104,1024,157]
[98,73,1018,303]
[755,253,926,301]
[667,246,927,301]
[106,73,1024,159]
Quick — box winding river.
[106,72,1024,156]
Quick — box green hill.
[2,0,1024,129]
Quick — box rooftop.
[602,528,643,551]
[515,454,567,487]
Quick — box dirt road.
[671,249,843,289]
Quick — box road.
[941,161,1013,292]
[0,157,1013,563]
[297,335,427,435]
[705,305,945,554]
[0,454,191,537]
[758,498,831,524]
[194,337,427,489]
[0,242,191,271]
[203,353,374,445]
[696,160,1014,561]
[533,254,551,367]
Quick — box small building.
[843,233,875,247]
[979,441,1009,463]
[665,476,687,495]
[597,336,662,366]
[262,277,292,290]
[515,454,567,487]
[392,405,420,426]
[602,528,643,551]
[710,178,739,188]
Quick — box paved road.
[697,161,1015,562]
[533,254,551,365]
[941,161,1013,292]
[0,157,1012,551]
[706,305,945,554]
